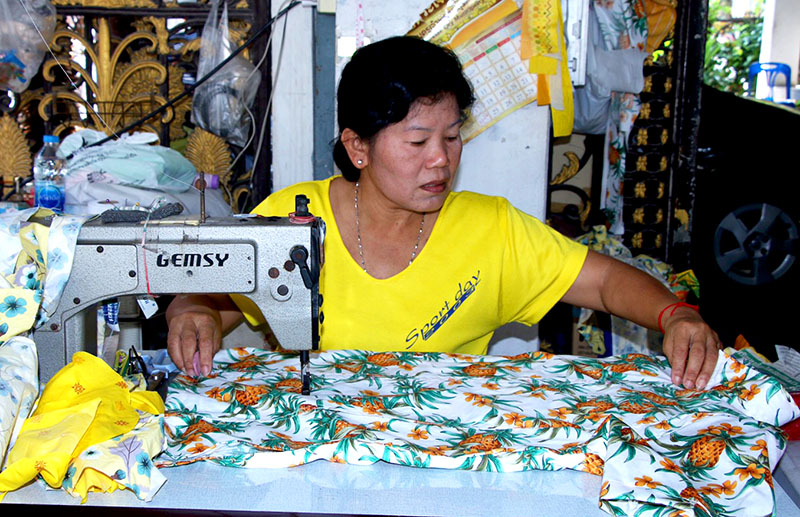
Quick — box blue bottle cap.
[43,135,59,143]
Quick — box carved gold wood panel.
[40,17,172,138]
[2,2,260,210]
[0,114,34,198]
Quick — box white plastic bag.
[573,5,646,134]
[0,0,56,93]
[191,0,260,147]
[58,129,197,192]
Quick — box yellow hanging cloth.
[0,352,164,496]
[521,0,574,136]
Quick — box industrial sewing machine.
[32,195,322,394]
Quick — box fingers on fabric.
[196,321,219,377]
[167,313,220,376]
[664,316,720,390]
[667,333,689,387]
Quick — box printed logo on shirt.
[405,270,481,349]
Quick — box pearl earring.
[357,159,363,165]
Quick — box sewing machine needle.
[301,350,310,395]
[197,171,207,223]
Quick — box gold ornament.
[0,114,33,182]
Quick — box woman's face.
[363,94,463,214]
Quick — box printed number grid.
[458,12,538,141]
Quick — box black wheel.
[713,202,799,286]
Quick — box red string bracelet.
[658,302,699,333]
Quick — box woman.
[167,36,720,390]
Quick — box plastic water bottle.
[33,134,66,212]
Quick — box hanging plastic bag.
[0,0,56,93]
[191,0,260,148]
[58,129,197,192]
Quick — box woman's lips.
[421,181,448,193]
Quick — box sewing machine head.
[33,195,322,393]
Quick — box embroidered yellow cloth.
[0,352,164,495]
[521,0,573,136]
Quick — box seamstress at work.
[166,36,721,391]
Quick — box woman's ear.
[341,128,369,169]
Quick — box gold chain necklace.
[354,181,425,274]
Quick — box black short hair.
[333,36,475,181]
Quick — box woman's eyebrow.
[405,120,463,132]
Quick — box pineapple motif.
[351,397,386,413]
[275,378,303,393]
[458,433,502,451]
[607,363,637,373]
[577,399,614,412]
[618,401,655,414]
[185,419,220,437]
[574,365,603,379]
[680,486,711,513]
[235,385,269,406]
[367,353,399,367]
[639,391,677,406]
[334,362,363,374]
[620,388,677,406]
[464,363,498,377]
[229,356,261,370]
[625,353,654,362]
[688,435,726,468]
[334,419,365,438]
[299,403,316,413]
[582,453,605,475]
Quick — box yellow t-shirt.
[240,176,587,355]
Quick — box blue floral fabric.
[0,207,86,345]
[0,337,38,470]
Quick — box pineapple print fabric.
[161,348,799,517]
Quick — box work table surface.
[4,442,800,516]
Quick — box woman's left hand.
[661,306,722,390]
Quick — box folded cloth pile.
[160,347,798,516]
[0,352,166,502]
[0,207,86,343]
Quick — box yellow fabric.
[235,177,587,354]
[521,0,573,136]
[520,0,559,59]
[72,467,122,499]
[550,24,575,137]
[0,352,164,494]
[529,55,557,76]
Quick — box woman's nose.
[427,141,449,168]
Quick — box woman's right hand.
[166,294,240,376]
